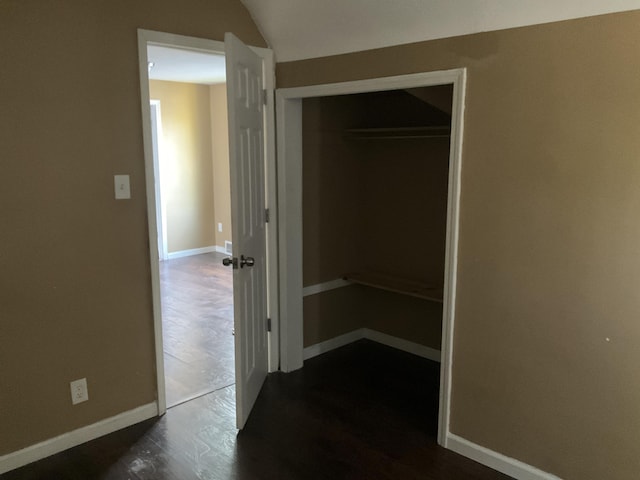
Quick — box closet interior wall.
[302,88,452,351]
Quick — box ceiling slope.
[240,0,640,62]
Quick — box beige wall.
[210,84,232,248]
[303,96,366,285]
[0,0,264,457]
[280,10,640,480]
[149,80,215,253]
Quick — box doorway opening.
[276,69,466,447]
[147,45,235,409]
[138,30,278,422]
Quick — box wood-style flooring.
[160,252,234,407]
[3,340,512,480]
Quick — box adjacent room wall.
[279,10,640,480]
[210,83,232,249]
[0,0,264,458]
[149,80,215,254]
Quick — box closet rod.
[344,126,450,140]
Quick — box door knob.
[240,255,255,268]
[222,257,237,269]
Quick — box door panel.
[225,32,268,429]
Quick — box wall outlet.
[218,222,223,232]
[70,378,89,405]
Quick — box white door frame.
[137,29,279,416]
[275,68,467,447]
[149,100,168,261]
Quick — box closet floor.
[4,340,512,480]
[160,252,235,407]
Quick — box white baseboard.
[303,328,441,363]
[302,278,352,297]
[0,402,158,475]
[303,329,366,360]
[167,245,218,260]
[362,329,441,363]
[446,434,562,480]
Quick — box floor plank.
[3,341,512,480]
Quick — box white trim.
[0,402,158,475]
[137,29,279,417]
[363,329,441,363]
[302,328,442,363]
[279,69,466,99]
[447,434,563,480]
[303,329,366,360]
[276,68,466,447]
[276,93,304,373]
[438,68,466,448]
[166,245,218,260]
[302,278,351,297]
[215,245,227,254]
[138,29,167,415]
[149,100,168,261]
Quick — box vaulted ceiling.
[240,0,640,62]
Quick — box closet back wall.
[303,96,366,345]
[302,94,449,350]
[359,136,449,349]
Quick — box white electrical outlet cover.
[70,378,89,405]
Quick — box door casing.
[149,100,168,262]
[137,29,278,416]
[275,68,467,447]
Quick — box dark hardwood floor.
[2,341,511,480]
[160,252,235,407]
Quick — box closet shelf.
[344,126,450,140]
[344,272,443,303]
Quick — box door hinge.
[265,208,270,223]
[267,318,272,332]
[262,89,268,105]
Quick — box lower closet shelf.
[343,272,443,303]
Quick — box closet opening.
[304,85,451,433]
[276,69,466,446]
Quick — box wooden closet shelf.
[344,126,451,140]
[344,272,444,303]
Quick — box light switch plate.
[114,175,131,199]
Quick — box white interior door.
[225,32,269,429]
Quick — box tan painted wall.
[149,80,215,253]
[0,0,264,457]
[210,84,232,248]
[280,10,640,480]
[303,96,367,285]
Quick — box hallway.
[160,252,235,407]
